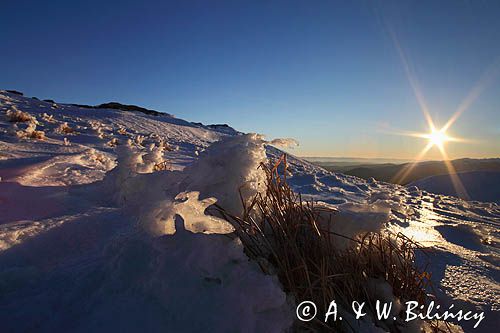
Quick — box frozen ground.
[0,91,499,332]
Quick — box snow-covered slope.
[409,170,500,203]
[1,91,499,332]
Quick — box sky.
[1,0,499,159]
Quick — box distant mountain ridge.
[66,101,173,117]
[409,170,500,203]
[315,157,500,185]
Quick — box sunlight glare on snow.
[402,200,445,246]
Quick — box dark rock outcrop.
[6,90,23,96]
[97,102,171,117]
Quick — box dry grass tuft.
[6,109,34,123]
[153,160,171,171]
[134,135,145,146]
[16,127,45,140]
[28,130,46,140]
[107,138,118,147]
[215,154,440,332]
[56,122,76,134]
[41,113,56,123]
[162,142,175,152]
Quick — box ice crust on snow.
[94,133,266,236]
[315,201,391,250]
[180,133,267,216]
[268,137,299,148]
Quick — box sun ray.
[391,141,433,184]
[437,145,470,200]
[384,25,497,198]
[378,127,433,139]
[387,28,436,131]
[389,119,475,195]
[442,57,500,133]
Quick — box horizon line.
[298,155,500,161]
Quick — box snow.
[1,90,499,332]
[268,137,299,148]
[317,201,391,250]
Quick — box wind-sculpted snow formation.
[0,90,499,332]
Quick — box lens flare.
[388,117,471,199]
[425,129,450,149]
[381,11,500,200]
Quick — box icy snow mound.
[409,170,500,203]
[92,134,267,235]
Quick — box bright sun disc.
[427,129,449,147]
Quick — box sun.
[425,129,450,148]
[389,115,471,199]
[384,27,490,200]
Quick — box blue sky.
[1,0,499,159]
